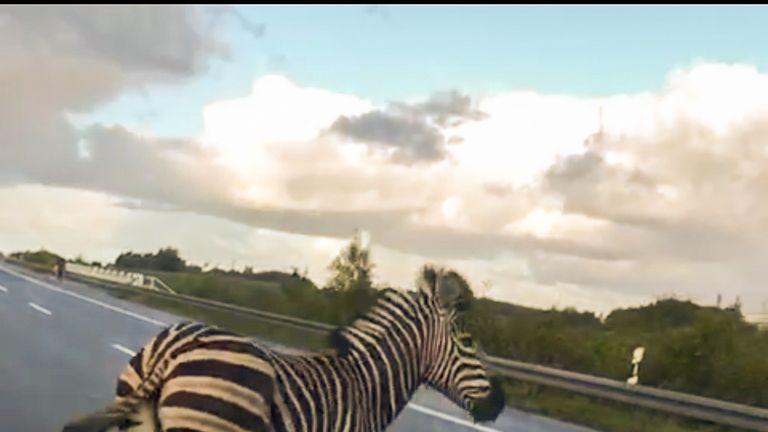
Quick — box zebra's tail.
[61,346,172,432]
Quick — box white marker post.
[627,346,645,386]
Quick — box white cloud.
[10,61,768,314]
[202,75,372,176]
[448,92,600,186]
[192,63,768,313]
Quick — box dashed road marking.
[111,344,137,356]
[407,403,502,432]
[0,264,167,327]
[28,302,52,316]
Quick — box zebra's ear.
[417,265,439,297]
[418,265,473,311]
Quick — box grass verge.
[500,378,743,432]
[106,287,330,352]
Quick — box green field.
[501,379,734,432]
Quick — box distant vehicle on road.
[53,258,65,281]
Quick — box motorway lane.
[0,263,596,432]
[0,268,171,431]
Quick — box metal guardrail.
[485,357,768,431]
[65,270,336,335]
[6,258,768,431]
[147,276,176,295]
[65,262,176,295]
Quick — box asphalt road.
[0,262,597,432]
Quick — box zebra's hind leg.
[120,400,160,432]
[61,400,159,432]
[61,411,132,432]
[61,409,148,432]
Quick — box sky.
[3,5,768,315]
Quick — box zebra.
[62,265,506,432]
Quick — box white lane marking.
[406,403,502,432]
[2,264,497,429]
[0,264,167,327]
[111,344,137,356]
[28,302,52,316]
[0,285,7,293]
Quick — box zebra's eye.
[458,335,474,347]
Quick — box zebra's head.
[417,265,506,423]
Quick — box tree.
[114,247,186,272]
[730,296,743,316]
[326,230,377,324]
[155,247,185,272]
[326,229,374,292]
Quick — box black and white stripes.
[62,265,505,432]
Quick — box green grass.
[12,259,56,274]
[143,269,341,325]
[500,379,745,432]
[93,280,331,352]
[145,270,284,305]
[146,270,282,295]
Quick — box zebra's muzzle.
[468,376,506,424]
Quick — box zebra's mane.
[328,290,475,356]
[328,287,420,356]
[328,266,476,356]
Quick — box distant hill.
[605,298,741,332]
[247,270,307,283]
[473,297,603,328]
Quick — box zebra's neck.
[331,289,431,431]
